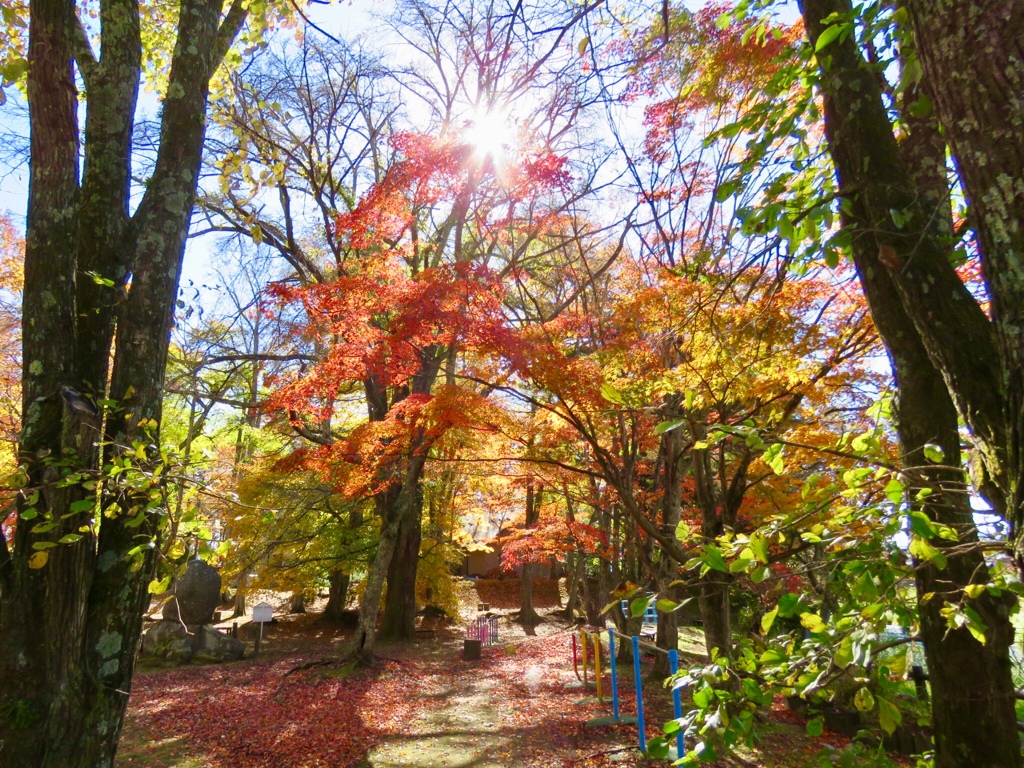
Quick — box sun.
[463,107,517,162]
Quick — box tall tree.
[708,0,1024,762]
[0,2,286,764]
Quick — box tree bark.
[350,455,427,660]
[323,568,351,621]
[519,483,542,626]
[902,0,1024,572]
[0,2,249,765]
[654,416,685,676]
[799,2,1022,764]
[379,510,422,641]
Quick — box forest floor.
[117,579,883,768]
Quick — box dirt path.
[366,673,509,767]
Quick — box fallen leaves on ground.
[121,608,906,768]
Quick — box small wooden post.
[464,638,482,660]
[580,627,589,687]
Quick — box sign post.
[252,601,273,653]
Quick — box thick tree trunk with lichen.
[351,460,427,659]
[0,1,247,766]
[902,0,1024,573]
[799,2,1022,764]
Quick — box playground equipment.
[620,600,658,636]
[467,615,500,646]
[573,626,685,759]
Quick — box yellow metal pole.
[593,632,602,700]
[581,627,589,687]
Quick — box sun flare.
[463,108,517,162]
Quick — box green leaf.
[761,606,778,634]
[675,521,693,542]
[703,545,729,572]
[908,510,937,539]
[714,177,742,202]
[877,697,902,735]
[909,536,947,569]
[646,736,670,759]
[763,443,784,475]
[749,533,769,564]
[806,717,823,737]
[729,556,751,573]
[964,606,988,645]
[630,596,653,618]
[31,522,58,534]
[778,593,801,617]
[148,576,171,595]
[692,687,715,709]
[599,382,625,405]
[167,540,187,559]
[834,637,854,668]
[57,534,82,544]
[814,23,846,52]
[860,603,885,619]
[800,612,826,633]
[655,418,687,436]
[853,686,875,712]
[884,649,908,678]
[908,93,933,118]
[922,443,944,463]
[69,498,95,513]
[884,478,904,505]
[759,648,787,664]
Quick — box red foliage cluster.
[501,519,610,570]
[630,4,802,161]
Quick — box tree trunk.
[799,2,1022,764]
[563,551,581,619]
[698,569,731,660]
[654,413,685,676]
[323,568,350,621]
[379,509,422,641]
[288,592,306,614]
[582,575,605,628]
[903,0,1024,573]
[0,1,249,765]
[519,483,542,626]
[351,456,427,660]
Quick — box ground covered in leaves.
[118,581,881,768]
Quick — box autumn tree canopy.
[3,0,1023,766]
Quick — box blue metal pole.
[669,649,684,759]
[632,635,646,753]
[608,629,620,719]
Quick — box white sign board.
[252,602,273,624]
